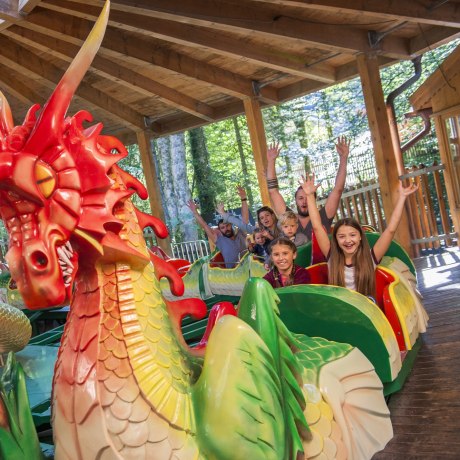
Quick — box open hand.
[335,136,350,161]
[216,202,226,215]
[299,173,321,196]
[186,199,198,213]
[398,181,419,199]
[236,185,247,200]
[267,142,281,162]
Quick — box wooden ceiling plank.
[100,28,281,103]
[409,26,460,55]
[0,61,45,105]
[104,0,411,58]
[38,1,338,82]
[20,5,281,102]
[4,26,217,121]
[0,35,145,130]
[249,0,460,29]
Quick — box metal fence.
[171,240,210,263]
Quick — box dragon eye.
[31,250,48,269]
[35,162,56,198]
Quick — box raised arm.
[216,202,255,233]
[187,199,218,244]
[300,174,331,258]
[266,142,288,215]
[324,136,350,219]
[373,182,418,262]
[236,185,249,224]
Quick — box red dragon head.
[0,2,167,309]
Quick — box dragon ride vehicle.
[0,2,426,459]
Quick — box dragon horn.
[0,90,14,138]
[0,91,14,181]
[24,1,110,152]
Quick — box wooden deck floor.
[374,247,460,459]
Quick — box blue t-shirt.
[216,231,247,268]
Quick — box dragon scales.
[0,2,393,459]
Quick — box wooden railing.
[317,162,458,255]
[401,162,457,256]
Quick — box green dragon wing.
[0,352,44,460]
[193,278,308,460]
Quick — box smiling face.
[270,242,296,275]
[281,219,298,238]
[335,224,362,260]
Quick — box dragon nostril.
[31,251,48,269]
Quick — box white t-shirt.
[328,248,379,291]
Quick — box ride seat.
[209,252,225,268]
[375,267,406,351]
[306,262,328,284]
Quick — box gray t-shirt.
[215,230,247,268]
[294,206,333,240]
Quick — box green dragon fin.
[237,277,310,460]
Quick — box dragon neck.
[82,194,196,431]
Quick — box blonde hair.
[277,210,298,229]
[329,218,376,297]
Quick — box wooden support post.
[243,97,271,206]
[136,130,172,255]
[357,53,413,255]
[433,116,460,246]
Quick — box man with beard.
[187,200,247,268]
[266,136,350,240]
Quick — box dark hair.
[256,206,280,237]
[268,236,297,255]
[330,218,375,297]
[217,219,225,226]
[267,237,298,288]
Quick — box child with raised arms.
[300,173,418,297]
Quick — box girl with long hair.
[263,237,311,288]
[300,174,418,297]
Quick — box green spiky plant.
[0,352,44,460]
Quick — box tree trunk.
[232,116,254,208]
[189,127,217,224]
[170,133,198,242]
[156,136,179,231]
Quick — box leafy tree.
[189,127,219,223]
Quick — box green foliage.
[200,117,262,211]
[188,127,220,220]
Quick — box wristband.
[267,178,279,189]
[241,198,248,201]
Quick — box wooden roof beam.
[4,26,217,122]
[0,62,45,105]
[20,6,279,103]
[102,0,411,58]
[0,35,146,131]
[39,1,338,82]
[409,26,460,55]
[252,0,460,29]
